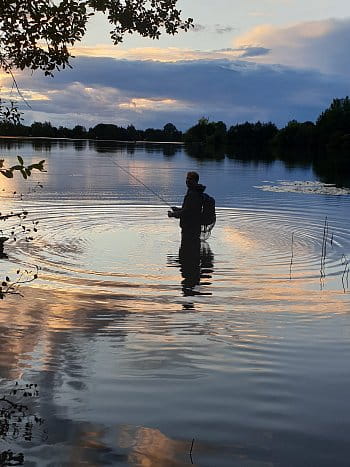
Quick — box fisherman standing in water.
[168,171,206,241]
[168,171,216,297]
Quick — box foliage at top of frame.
[0,0,193,75]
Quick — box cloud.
[214,25,236,34]
[72,15,350,71]
[9,56,349,130]
[212,46,270,58]
[236,47,270,58]
[71,45,231,62]
[118,97,188,112]
[187,23,236,34]
[248,11,272,18]
[192,23,206,32]
[233,18,350,74]
[70,44,269,62]
[2,15,349,130]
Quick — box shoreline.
[0,135,184,145]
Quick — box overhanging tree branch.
[0,0,193,75]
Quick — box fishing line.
[110,157,215,240]
[110,158,173,208]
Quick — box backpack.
[201,193,216,227]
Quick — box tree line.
[183,98,350,186]
[0,97,348,154]
[0,120,183,142]
[0,97,349,186]
[183,97,350,157]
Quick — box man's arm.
[168,206,181,218]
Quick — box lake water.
[0,138,349,466]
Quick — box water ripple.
[1,201,348,315]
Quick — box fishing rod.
[110,158,173,208]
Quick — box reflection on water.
[0,137,183,159]
[0,139,350,466]
[25,420,266,466]
[168,240,214,305]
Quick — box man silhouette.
[168,171,206,241]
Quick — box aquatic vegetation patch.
[254,180,350,195]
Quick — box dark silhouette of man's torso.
[179,183,206,240]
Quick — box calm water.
[0,139,349,466]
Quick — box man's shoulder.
[188,187,204,194]
[186,189,200,198]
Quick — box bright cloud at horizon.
[71,44,268,62]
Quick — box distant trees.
[0,98,349,182]
[317,97,350,137]
[227,121,278,158]
[311,97,350,185]
[315,97,350,155]
[182,99,348,170]
[184,118,227,145]
[126,125,138,141]
[162,123,182,141]
[0,119,183,142]
[269,98,350,182]
[270,98,350,164]
[31,121,56,138]
[71,125,87,138]
[89,123,136,140]
[271,120,315,159]
[144,123,182,142]
[183,118,277,159]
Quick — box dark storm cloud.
[18,57,350,129]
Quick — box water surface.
[0,139,349,466]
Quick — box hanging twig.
[189,438,195,464]
[9,71,32,109]
[0,266,40,299]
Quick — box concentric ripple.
[2,200,349,313]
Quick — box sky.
[2,0,350,130]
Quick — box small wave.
[1,204,349,311]
[254,181,350,196]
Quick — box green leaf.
[20,169,27,179]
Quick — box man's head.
[186,171,199,188]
